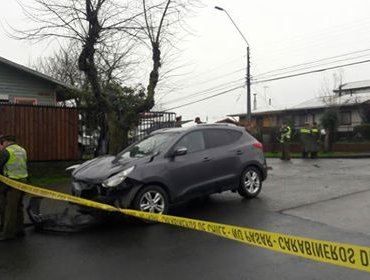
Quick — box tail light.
[252,141,263,150]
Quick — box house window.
[340,111,351,125]
[298,115,307,126]
[14,97,38,105]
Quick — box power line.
[253,53,370,81]
[163,48,370,107]
[254,48,370,78]
[253,18,370,66]
[185,67,245,88]
[165,85,244,111]
[161,47,370,111]
[164,58,370,111]
[162,78,244,106]
[253,58,370,84]
[173,55,245,86]
[165,54,370,108]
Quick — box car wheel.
[133,185,169,215]
[237,166,262,198]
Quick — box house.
[231,80,370,133]
[215,117,242,126]
[0,56,79,161]
[0,56,71,105]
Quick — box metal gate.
[129,111,177,143]
[78,111,177,158]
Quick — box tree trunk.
[146,42,160,109]
[107,112,126,155]
[324,130,334,152]
[78,0,110,155]
[324,133,330,152]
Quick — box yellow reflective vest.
[280,126,291,143]
[300,128,311,134]
[4,144,28,179]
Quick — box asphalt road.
[0,158,370,280]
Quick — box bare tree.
[32,43,87,106]
[320,71,344,105]
[10,0,200,154]
[33,44,81,87]
[10,0,144,154]
[140,0,199,106]
[319,71,345,151]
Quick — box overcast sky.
[2,0,370,123]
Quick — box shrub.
[353,124,370,140]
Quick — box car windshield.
[117,132,179,159]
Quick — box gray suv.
[70,124,267,215]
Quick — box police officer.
[0,135,29,241]
[279,122,291,161]
[175,116,182,127]
[194,117,203,124]
[310,122,320,159]
[299,122,311,158]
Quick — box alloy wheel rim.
[139,191,165,213]
[244,171,260,194]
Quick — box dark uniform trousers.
[281,140,291,160]
[300,130,311,158]
[0,187,5,229]
[0,181,26,238]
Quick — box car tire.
[133,185,169,215]
[237,166,262,198]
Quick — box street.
[0,158,370,279]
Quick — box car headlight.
[102,166,135,188]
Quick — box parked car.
[68,124,268,215]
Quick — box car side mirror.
[173,147,187,157]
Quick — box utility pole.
[246,46,251,121]
[215,6,251,123]
[253,92,257,111]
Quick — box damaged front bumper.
[72,178,142,209]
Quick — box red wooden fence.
[0,104,79,161]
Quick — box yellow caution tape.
[1,175,369,273]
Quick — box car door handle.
[236,150,243,155]
[203,157,212,162]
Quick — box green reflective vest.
[311,128,320,141]
[280,126,291,143]
[300,128,311,134]
[4,144,28,179]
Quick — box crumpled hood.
[72,155,150,183]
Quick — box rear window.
[204,129,243,148]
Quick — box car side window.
[174,131,205,153]
[204,129,242,148]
